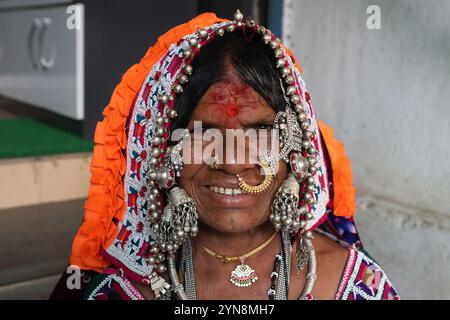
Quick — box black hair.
[171,30,286,132]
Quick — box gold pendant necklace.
[201,231,277,288]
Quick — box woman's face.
[178,65,288,234]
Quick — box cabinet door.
[0,0,71,10]
[0,4,84,120]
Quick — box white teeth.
[209,186,243,196]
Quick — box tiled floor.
[0,199,84,299]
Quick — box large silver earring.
[154,187,199,254]
[270,174,314,274]
[270,173,303,233]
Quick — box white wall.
[283,0,450,299]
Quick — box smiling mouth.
[208,185,245,196]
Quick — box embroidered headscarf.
[70,12,357,283]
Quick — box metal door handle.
[27,18,42,69]
[38,17,56,70]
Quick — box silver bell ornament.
[270,173,302,233]
[154,187,199,254]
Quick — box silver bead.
[151,212,159,219]
[159,94,170,104]
[173,84,183,94]
[306,212,314,220]
[149,257,156,264]
[276,58,285,69]
[308,156,318,166]
[156,127,166,136]
[281,67,291,77]
[270,39,280,49]
[306,176,315,185]
[262,33,272,44]
[158,264,166,273]
[308,166,318,175]
[152,148,161,157]
[302,140,311,149]
[182,49,192,60]
[215,28,225,37]
[306,194,316,204]
[149,202,157,211]
[306,185,315,192]
[300,220,307,229]
[176,230,184,238]
[150,246,160,254]
[156,168,169,186]
[226,24,235,33]
[300,120,310,130]
[257,26,266,34]
[290,95,300,104]
[184,65,193,75]
[294,103,304,113]
[285,75,294,85]
[178,74,188,84]
[307,146,317,155]
[155,117,165,126]
[304,193,312,202]
[188,37,198,47]
[198,29,208,39]
[190,226,198,234]
[298,112,307,122]
[167,109,177,119]
[274,48,283,58]
[152,136,162,145]
[233,9,244,22]
[149,168,157,180]
[150,157,159,166]
[286,86,296,95]
[304,131,314,140]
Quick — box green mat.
[0,118,93,159]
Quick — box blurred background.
[0,0,448,299]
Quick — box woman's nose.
[218,137,259,176]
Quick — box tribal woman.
[50,10,399,300]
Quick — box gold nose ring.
[236,160,274,194]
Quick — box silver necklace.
[166,231,317,300]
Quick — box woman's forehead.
[192,73,275,124]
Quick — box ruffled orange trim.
[70,13,228,272]
[318,121,357,218]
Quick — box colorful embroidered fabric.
[84,245,399,300]
[336,245,400,300]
